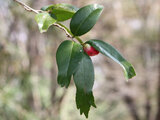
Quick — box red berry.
[83,43,99,56]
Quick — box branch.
[13,0,42,14]
[53,23,73,39]
[55,23,84,45]
[13,0,72,39]
[123,95,140,120]
[13,0,84,44]
[155,26,160,120]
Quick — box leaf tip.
[124,64,136,80]
[84,112,89,118]
[92,103,97,108]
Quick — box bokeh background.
[0,0,159,120]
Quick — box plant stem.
[13,0,84,45]
[75,36,84,45]
[56,23,84,45]
[53,23,73,38]
[13,0,42,14]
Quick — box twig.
[13,0,72,39]
[13,0,42,14]
[123,95,140,120]
[13,0,84,44]
[53,23,73,39]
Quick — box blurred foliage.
[0,0,159,120]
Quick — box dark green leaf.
[56,40,83,88]
[35,13,56,33]
[41,3,79,21]
[73,52,96,118]
[41,5,53,11]
[76,89,96,118]
[86,40,136,80]
[70,4,103,36]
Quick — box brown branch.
[145,99,151,120]
[53,23,73,39]
[123,95,140,120]
[13,0,42,14]
[144,76,151,120]
[155,26,160,120]
[13,0,74,41]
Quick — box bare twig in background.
[145,96,151,120]
[155,27,160,120]
[123,95,140,120]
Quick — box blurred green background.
[0,0,159,120]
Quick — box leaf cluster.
[34,3,136,118]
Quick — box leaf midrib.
[87,40,136,79]
[52,8,76,14]
[74,8,102,36]
[66,42,74,77]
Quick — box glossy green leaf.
[86,40,136,80]
[35,13,56,33]
[73,52,96,118]
[56,40,83,88]
[70,4,103,36]
[41,3,79,21]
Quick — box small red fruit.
[83,43,99,56]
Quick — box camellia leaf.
[41,3,79,21]
[70,4,103,36]
[56,40,83,88]
[73,52,96,118]
[35,13,56,33]
[86,40,136,80]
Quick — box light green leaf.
[86,40,136,80]
[41,3,79,21]
[56,40,83,88]
[70,4,103,36]
[35,13,56,33]
[73,52,96,118]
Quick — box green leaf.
[56,40,83,88]
[41,3,79,21]
[70,4,103,36]
[76,89,96,118]
[73,52,96,118]
[86,40,136,80]
[35,13,56,33]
